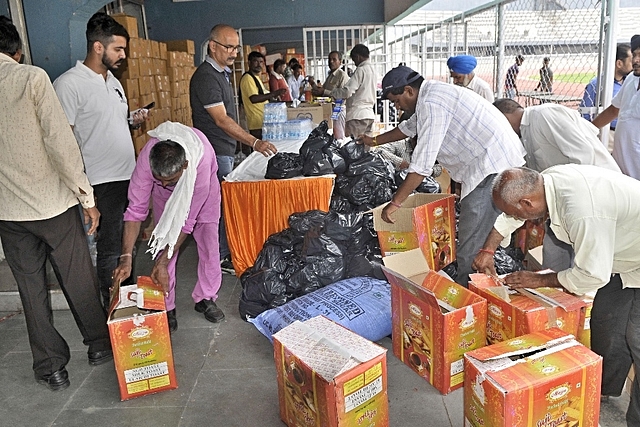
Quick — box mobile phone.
[143,102,155,110]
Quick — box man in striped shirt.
[359,66,525,286]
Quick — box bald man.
[478,165,640,424]
[189,24,279,274]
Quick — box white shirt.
[287,74,305,101]
[493,104,621,244]
[329,59,377,121]
[611,72,640,179]
[545,165,640,294]
[467,75,494,102]
[520,104,620,173]
[399,81,525,199]
[54,61,136,186]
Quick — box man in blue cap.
[447,54,494,102]
[358,65,525,286]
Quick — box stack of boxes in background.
[112,13,195,156]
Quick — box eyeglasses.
[211,39,241,53]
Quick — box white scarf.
[146,121,203,260]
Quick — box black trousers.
[591,274,634,397]
[0,206,111,377]
[93,180,130,310]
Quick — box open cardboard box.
[107,276,177,400]
[464,328,602,427]
[382,248,487,394]
[372,193,456,271]
[273,316,388,427]
[469,273,586,345]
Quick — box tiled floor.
[0,238,630,426]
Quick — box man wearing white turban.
[447,54,494,102]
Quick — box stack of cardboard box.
[113,14,195,155]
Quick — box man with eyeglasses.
[54,12,147,310]
[190,24,278,275]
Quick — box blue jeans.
[216,155,234,259]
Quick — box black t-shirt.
[189,59,237,156]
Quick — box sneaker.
[220,255,235,275]
[194,299,225,323]
[167,309,178,332]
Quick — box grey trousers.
[0,207,111,377]
[456,174,501,287]
[541,221,574,272]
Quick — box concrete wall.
[20,0,385,80]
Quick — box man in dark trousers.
[190,24,278,275]
[0,16,112,391]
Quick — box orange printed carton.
[382,248,487,394]
[576,294,594,349]
[464,328,602,427]
[469,273,586,345]
[273,316,388,427]
[372,193,456,271]
[107,276,177,400]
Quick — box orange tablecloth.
[221,176,335,277]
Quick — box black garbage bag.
[339,138,367,164]
[339,173,394,208]
[494,246,525,275]
[442,261,457,281]
[329,194,354,214]
[288,210,327,234]
[287,255,346,295]
[264,153,303,179]
[326,139,347,175]
[395,171,441,194]
[325,211,375,255]
[299,121,336,176]
[302,229,345,258]
[238,267,286,320]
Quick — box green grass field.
[529,73,596,84]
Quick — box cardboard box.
[107,276,177,400]
[273,316,388,427]
[121,78,139,100]
[165,39,195,55]
[516,219,545,255]
[524,244,543,271]
[464,328,602,427]
[111,13,138,39]
[382,249,487,394]
[287,104,325,126]
[469,273,586,344]
[577,294,594,348]
[372,193,456,271]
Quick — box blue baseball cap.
[381,66,422,99]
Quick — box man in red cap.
[358,65,525,286]
[447,54,494,102]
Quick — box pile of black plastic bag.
[239,121,523,320]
